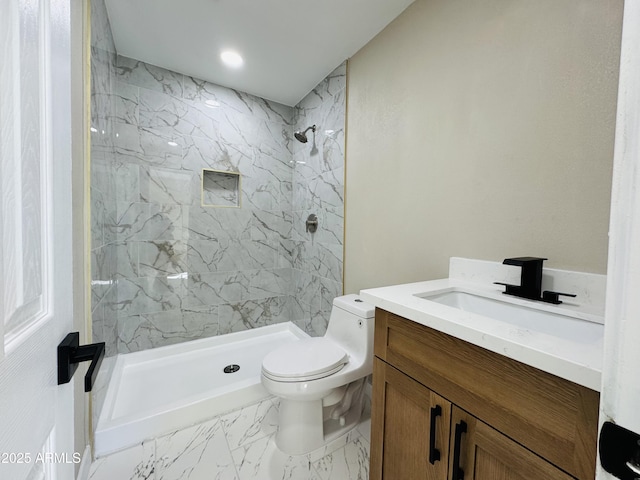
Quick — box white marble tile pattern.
[140,166,194,205]
[249,268,292,299]
[90,393,370,480]
[115,81,139,125]
[138,88,218,140]
[186,239,278,274]
[114,202,184,242]
[90,0,119,365]
[218,297,288,334]
[288,62,346,336]
[112,161,140,203]
[96,52,344,357]
[102,287,120,357]
[313,437,369,480]
[184,206,252,242]
[184,271,250,307]
[241,178,279,210]
[117,55,184,97]
[117,305,218,354]
[137,240,187,277]
[251,210,293,243]
[232,435,316,480]
[202,171,240,207]
[155,418,238,480]
[220,398,279,450]
[182,135,245,172]
[114,275,184,317]
[89,441,154,480]
[309,277,343,337]
[114,123,183,168]
[112,242,138,279]
[91,244,113,306]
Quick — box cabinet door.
[449,407,574,480]
[375,309,598,479]
[370,358,451,480]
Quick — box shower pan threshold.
[94,322,308,457]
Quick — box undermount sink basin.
[416,289,603,343]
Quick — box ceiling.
[104,0,415,106]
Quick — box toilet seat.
[262,338,348,382]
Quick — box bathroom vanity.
[360,258,605,480]
[370,309,598,480]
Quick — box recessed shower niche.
[201,169,241,208]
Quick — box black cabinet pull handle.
[429,405,442,464]
[452,420,467,480]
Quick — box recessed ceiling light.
[220,50,244,69]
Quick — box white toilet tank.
[324,294,375,365]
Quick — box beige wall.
[345,0,623,293]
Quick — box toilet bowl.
[261,294,374,455]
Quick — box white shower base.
[94,322,308,457]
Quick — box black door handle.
[429,405,442,464]
[57,332,105,392]
[452,420,467,480]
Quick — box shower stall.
[89,0,346,423]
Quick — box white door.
[597,1,640,479]
[0,0,76,478]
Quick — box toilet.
[261,294,375,455]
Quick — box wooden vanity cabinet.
[371,359,452,480]
[450,406,573,480]
[370,309,600,480]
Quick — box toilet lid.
[262,338,348,381]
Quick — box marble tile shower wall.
[110,56,299,353]
[289,63,346,336]
[91,41,346,356]
[90,0,118,357]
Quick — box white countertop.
[360,278,604,391]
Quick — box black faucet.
[494,257,576,304]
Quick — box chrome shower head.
[294,125,316,143]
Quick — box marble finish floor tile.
[90,396,370,480]
[89,441,154,480]
[220,398,279,450]
[231,435,319,480]
[312,437,369,480]
[156,418,237,480]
